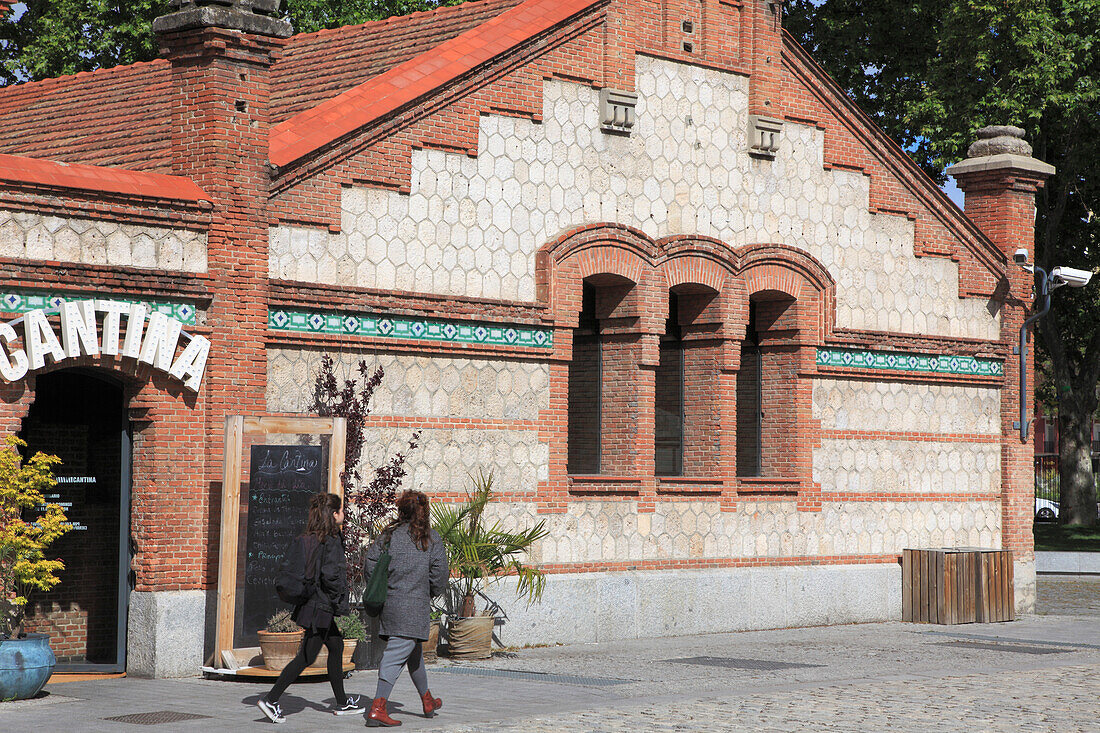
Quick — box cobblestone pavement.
[2,583,1098,732]
[1036,575,1100,616]
[423,664,1099,732]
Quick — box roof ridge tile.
[270,0,601,169]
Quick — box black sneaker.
[257,698,285,723]
[333,695,365,716]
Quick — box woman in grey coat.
[363,490,449,727]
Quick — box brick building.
[0,0,1048,677]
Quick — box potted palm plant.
[0,436,69,701]
[431,470,549,659]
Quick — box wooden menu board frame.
[214,415,347,668]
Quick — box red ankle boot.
[367,698,401,727]
[421,690,443,717]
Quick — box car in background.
[1035,497,1100,522]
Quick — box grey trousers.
[375,636,429,699]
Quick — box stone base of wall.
[1013,558,1036,614]
[486,564,900,646]
[127,590,205,678]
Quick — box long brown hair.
[387,490,432,550]
[305,492,342,541]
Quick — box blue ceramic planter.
[0,633,56,701]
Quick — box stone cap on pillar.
[945,125,1054,179]
[153,0,293,38]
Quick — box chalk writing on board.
[239,444,325,645]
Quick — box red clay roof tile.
[0,153,208,203]
[270,0,523,123]
[0,60,173,173]
[269,0,602,169]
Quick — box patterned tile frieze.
[0,208,207,273]
[812,439,1000,493]
[269,55,999,340]
[268,348,551,421]
[1,288,197,325]
[816,347,1003,377]
[476,500,1002,566]
[268,308,552,349]
[812,378,1001,434]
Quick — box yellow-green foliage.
[0,435,69,638]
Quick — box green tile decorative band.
[1,289,196,325]
[816,347,1003,377]
[269,308,554,349]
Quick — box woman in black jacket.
[257,492,364,723]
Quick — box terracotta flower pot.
[447,616,494,659]
[258,629,304,671]
[309,638,357,669]
[424,619,440,663]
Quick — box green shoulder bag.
[362,533,391,617]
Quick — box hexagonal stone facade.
[267,348,550,420]
[485,499,1003,565]
[267,348,550,494]
[0,209,207,273]
[812,379,1001,434]
[269,55,997,340]
[812,378,1001,494]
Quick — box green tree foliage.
[0,435,70,638]
[787,0,1100,526]
[0,1,470,86]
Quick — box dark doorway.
[19,370,130,673]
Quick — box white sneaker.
[333,694,365,715]
[257,698,285,723]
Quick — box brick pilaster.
[946,126,1054,576]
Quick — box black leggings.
[267,621,347,705]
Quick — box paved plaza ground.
[2,575,1098,732]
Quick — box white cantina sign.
[0,299,209,391]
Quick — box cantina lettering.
[0,299,209,391]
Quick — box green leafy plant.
[335,613,366,641]
[264,609,301,634]
[0,435,69,639]
[431,469,549,618]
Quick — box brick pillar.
[746,0,785,158]
[946,125,1054,613]
[128,0,291,677]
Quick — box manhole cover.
[103,711,213,725]
[665,656,824,671]
[939,640,1070,655]
[438,667,632,686]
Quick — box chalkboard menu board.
[239,444,325,644]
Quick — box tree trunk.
[1058,402,1098,527]
[460,593,476,618]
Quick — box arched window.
[567,281,601,474]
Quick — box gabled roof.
[0,61,173,173]
[269,0,602,169]
[270,0,523,123]
[0,153,208,202]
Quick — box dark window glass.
[655,294,684,476]
[736,302,762,476]
[568,282,601,474]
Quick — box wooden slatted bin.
[902,548,1014,624]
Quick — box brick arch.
[537,223,660,325]
[734,243,835,297]
[733,244,837,341]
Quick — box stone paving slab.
[1,613,1097,733]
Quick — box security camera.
[1013,248,1029,264]
[1050,266,1093,288]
